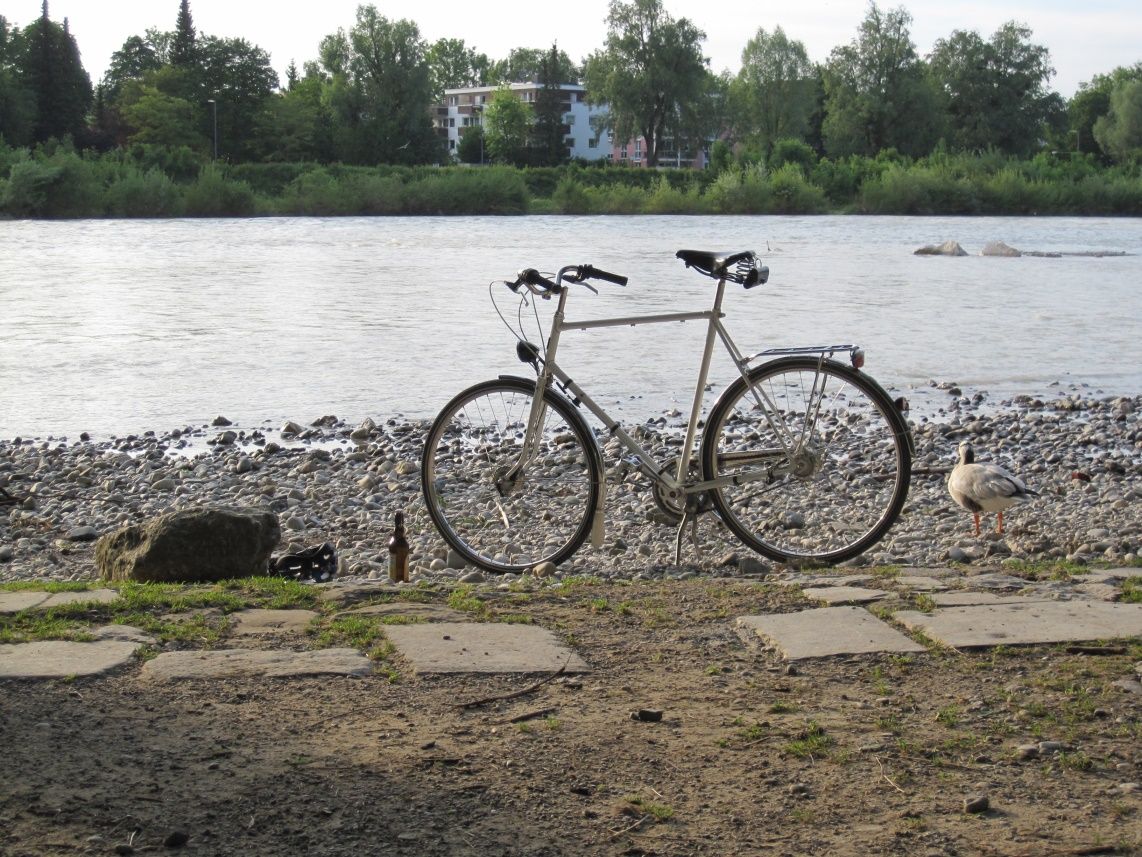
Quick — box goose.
[947,441,1038,535]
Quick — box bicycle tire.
[701,356,911,565]
[421,377,602,574]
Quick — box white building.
[434,83,612,162]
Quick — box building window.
[449,118,455,128]
[588,139,597,149]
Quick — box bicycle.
[421,250,913,574]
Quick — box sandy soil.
[1,579,1140,857]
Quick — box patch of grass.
[217,576,323,610]
[913,593,937,613]
[624,795,674,822]
[495,613,534,624]
[936,705,961,728]
[446,585,488,618]
[768,700,798,714]
[1121,576,1142,603]
[871,565,902,579]
[0,612,96,644]
[1057,751,1094,772]
[0,581,94,592]
[589,597,609,612]
[554,575,603,594]
[310,614,394,665]
[877,714,903,734]
[116,611,230,646]
[786,721,832,759]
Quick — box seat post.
[676,276,727,482]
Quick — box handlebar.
[506,264,628,296]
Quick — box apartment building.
[434,83,612,162]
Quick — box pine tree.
[171,0,196,68]
[17,1,92,143]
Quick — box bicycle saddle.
[676,250,768,287]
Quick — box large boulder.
[981,240,1022,257]
[914,241,967,256]
[96,507,280,583]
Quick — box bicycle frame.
[516,267,863,507]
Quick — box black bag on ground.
[271,542,337,582]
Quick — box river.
[1,214,1139,439]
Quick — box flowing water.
[1,214,1139,439]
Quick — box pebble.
[1,390,1139,588]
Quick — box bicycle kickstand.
[674,512,704,565]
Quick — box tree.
[530,44,568,166]
[121,85,203,147]
[0,14,35,145]
[483,86,531,165]
[457,124,484,163]
[14,3,93,144]
[1070,63,1142,157]
[318,6,440,165]
[102,35,162,100]
[256,72,332,162]
[929,22,1062,156]
[171,0,197,68]
[730,26,814,155]
[1093,79,1142,163]
[488,47,577,84]
[821,2,941,157]
[426,38,489,97]
[584,0,710,167]
[197,35,277,160]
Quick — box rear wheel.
[421,378,601,574]
[701,357,911,564]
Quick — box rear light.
[850,348,865,370]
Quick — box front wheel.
[701,357,911,565]
[421,378,601,574]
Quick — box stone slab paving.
[229,609,320,636]
[0,589,119,614]
[340,602,471,623]
[141,648,373,680]
[801,586,888,606]
[0,639,140,678]
[895,576,948,592]
[737,606,927,660]
[383,623,590,674]
[929,592,1051,607]
[894,601,1142,649]
[1073,582,1128,602]
[0,591,52,613]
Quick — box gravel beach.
[1,385,1139,584]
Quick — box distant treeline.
[2,140,1140,219]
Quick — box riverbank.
[1,386,1138,585]
[3,145,1141,219]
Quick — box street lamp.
[206,98,218,160]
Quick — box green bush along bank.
[0,141,1139,219]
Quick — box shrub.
[645,175,705,214]
[105,167,184,217]
[551,176,593,213]
[0,152,100,217]
[766,163,827,213]
[704,166,769,214]
[769,138,817,174]
[182,165,257,217]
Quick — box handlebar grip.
[581,265,628,286]
[513,268,559,292]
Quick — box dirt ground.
[1,579,1140,857]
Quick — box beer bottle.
[388,511,410,583]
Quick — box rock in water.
[914,241,967,256]
[95,507,280,583]
[981,241,1021,257]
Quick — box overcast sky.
[8,0,1141,99]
